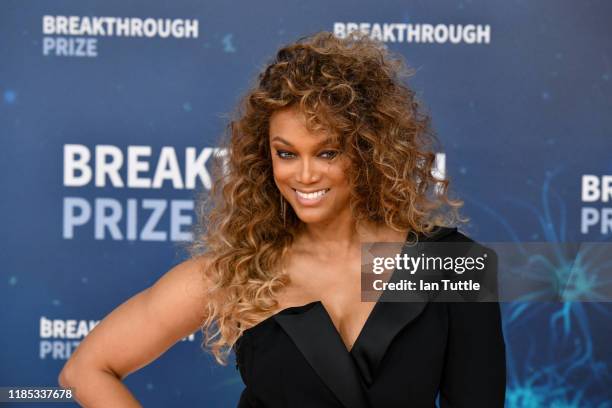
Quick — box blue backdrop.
[1,0,610,406]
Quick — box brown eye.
[276,150,295,159]
[320,150,338,159]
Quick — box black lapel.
[273,227,459,398]
[274,302,371,408]
[350,226,459,386]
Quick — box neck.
[296,212,406,257]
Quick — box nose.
[296,157,321,184]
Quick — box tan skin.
[58,106,407,406]
[268,106,408,351]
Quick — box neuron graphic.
[465,169,612,407]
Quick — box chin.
[293,210,332,225]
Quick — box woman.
[59,32,506,407]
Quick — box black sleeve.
[438,300,507,407]
[437,237,506,407]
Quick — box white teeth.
[295,189,328,200]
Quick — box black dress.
[234,227,507,407]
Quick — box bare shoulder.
[145,255,215,329]
[153,255,214,297]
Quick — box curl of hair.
[188,31,465,365]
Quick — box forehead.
[269,108,337,146]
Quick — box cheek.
[272,160,292,183]
[326,163,351,188]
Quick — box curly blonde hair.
[188,31,464,364]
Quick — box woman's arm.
[58,256,212,407]
[438,301,507,407]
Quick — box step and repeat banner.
[1,0,610,406]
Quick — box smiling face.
[269,107,352,226]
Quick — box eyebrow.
[270,136,335,148]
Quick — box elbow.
[58,358,85,388]
[59,360,124,388]
[58,363,74,388]
[58,360,89,388]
